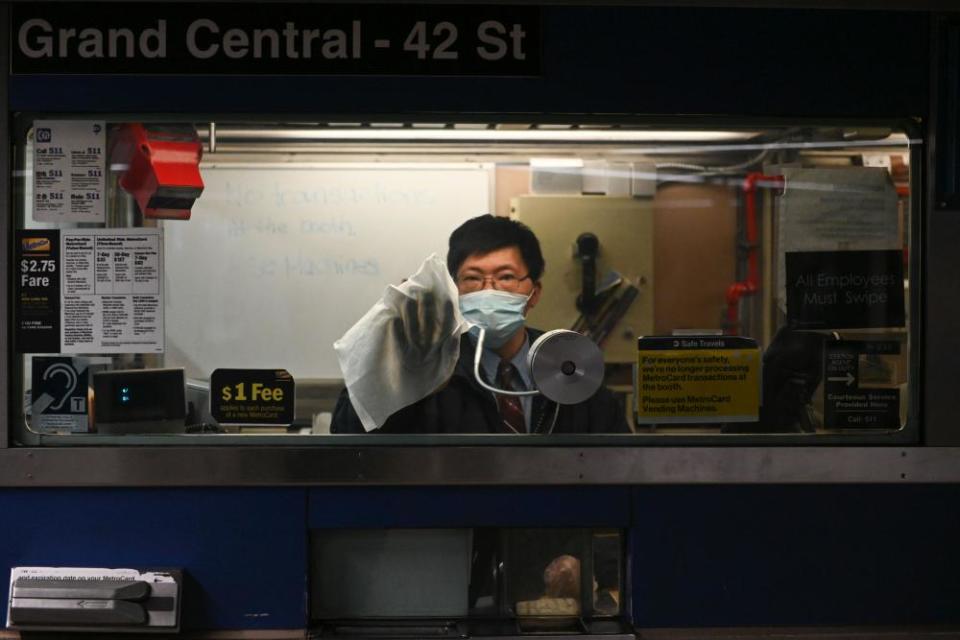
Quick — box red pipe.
[725,173,784,334]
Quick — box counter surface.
[1,445,958,486]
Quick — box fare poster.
[15,228,164,354]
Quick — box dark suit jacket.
[331,328,630,434]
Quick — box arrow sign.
[827,372,856,386]
[823,339,901,429]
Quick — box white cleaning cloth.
[334,254,469,432]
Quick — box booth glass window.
[11,117,917,444]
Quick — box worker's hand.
[392,290,459,366]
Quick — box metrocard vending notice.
[637,336,761,424]
[60,228,163,354]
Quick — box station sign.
[12,4,541,76]
[636,336,761,424]
[211,368,295,426]
[823,340,901,429]
[785,249,905,330]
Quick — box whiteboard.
[163,164,491,380]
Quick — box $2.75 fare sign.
[211,369,295,426]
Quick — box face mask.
[459,289,531,349]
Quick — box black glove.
[391,290,458,366]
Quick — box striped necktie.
[496,360,526,434]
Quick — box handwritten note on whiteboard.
[162,164,492,380]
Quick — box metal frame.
[1,446,959,486]
[0,107,941,484]
[924,13,960,446]
[1,3,10,453]
[2,112,934,483]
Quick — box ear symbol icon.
[43,363,78,411]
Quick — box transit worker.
[331,214,629,434]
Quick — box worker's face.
[456,246,541,314]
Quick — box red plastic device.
[110,124,204,220]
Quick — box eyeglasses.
[457,272,532,293]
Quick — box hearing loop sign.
[31,356,90,433]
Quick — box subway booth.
[2,1,960,638]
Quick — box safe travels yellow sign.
[636,336,761,424]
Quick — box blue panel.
[9,7,927,117]
[630,485,960,627]
[308,486,631,529]
[0,488,307,630]
[5,484,960,629]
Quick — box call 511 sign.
[211,368,295,426]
